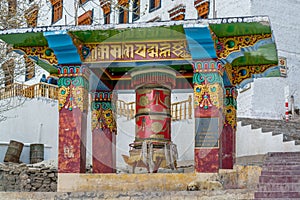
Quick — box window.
[78,10,93,25]
[100,1,111,24]
[118,0,129,24]
[1,59,15,88]
[24,56,35,81]
[194,0,210,19]
[149,0,161,12]
[119,7,128,24]
[132,0,140,21]
[104,12,110,24]
[25,5,39,27]
[80,0,88,4]
[50,0,63,24]
[168,5,185,21]
[8,0,17,16]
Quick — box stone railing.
[0,82,58,100]
[115,95,193,121]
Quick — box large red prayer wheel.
[131,68,176,148]
[135,87,171,143]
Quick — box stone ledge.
[0,190,254,200]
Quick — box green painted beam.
[210,22,272,37]
[0,32,48,47]
[231,43,278,66]
[36,59,58,74]
[70,25,186,43]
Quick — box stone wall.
[0,162,57,192]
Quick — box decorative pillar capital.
[58,65,90,79]
[192,59,225,76]
[90,91,116,134]
[57,65,89,112]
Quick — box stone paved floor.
[0,189,254,200]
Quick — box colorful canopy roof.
[0,16,279,88]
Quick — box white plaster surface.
[216,0,300,119]
[236,121,300,157]
[0,98,58,163]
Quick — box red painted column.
[91,91,117,173]
[220,86,238,169]
[57,65,89,173]
[192,60,224,173]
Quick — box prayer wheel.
[4,140,24,163]
[123,68,178,172]
[134,87,171,145]
[30,143,44,164]
[130,68,176,148]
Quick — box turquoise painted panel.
[44,31,81,65]
[184,27,217,60]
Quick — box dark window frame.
[52,0,63,24]
[132,0,140,21]
[149,0,161,13]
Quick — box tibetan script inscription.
[195,118,219,148]
[83,40,191,62]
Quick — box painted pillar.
[220,86,237,169]
[91,91,117,173]
[57,65,89,173]
[193,60,224,173]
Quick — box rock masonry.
[0,162,57,192]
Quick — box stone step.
[263,165,300,171]
[251,124,263,129]
[272,130,283,136]
[265,157,300,161]
[267,152,300,157]
[257,183,300,192]
[261,127,276,133]
[261,170,300,176]
[255,198,299,200]
[264,160,300,164]
[283,134,298,142]
[259,175,300,183]
[263,162,300,166]
[254,191,300,198]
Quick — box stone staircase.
[254,152,300,199]
[238,118,300,145]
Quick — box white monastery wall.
[237,121,300,157]
[214,0,252,18]
[216,0,300,119]
[0,98,58,163]
[250,0,300,118]
[236,84,254,118]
